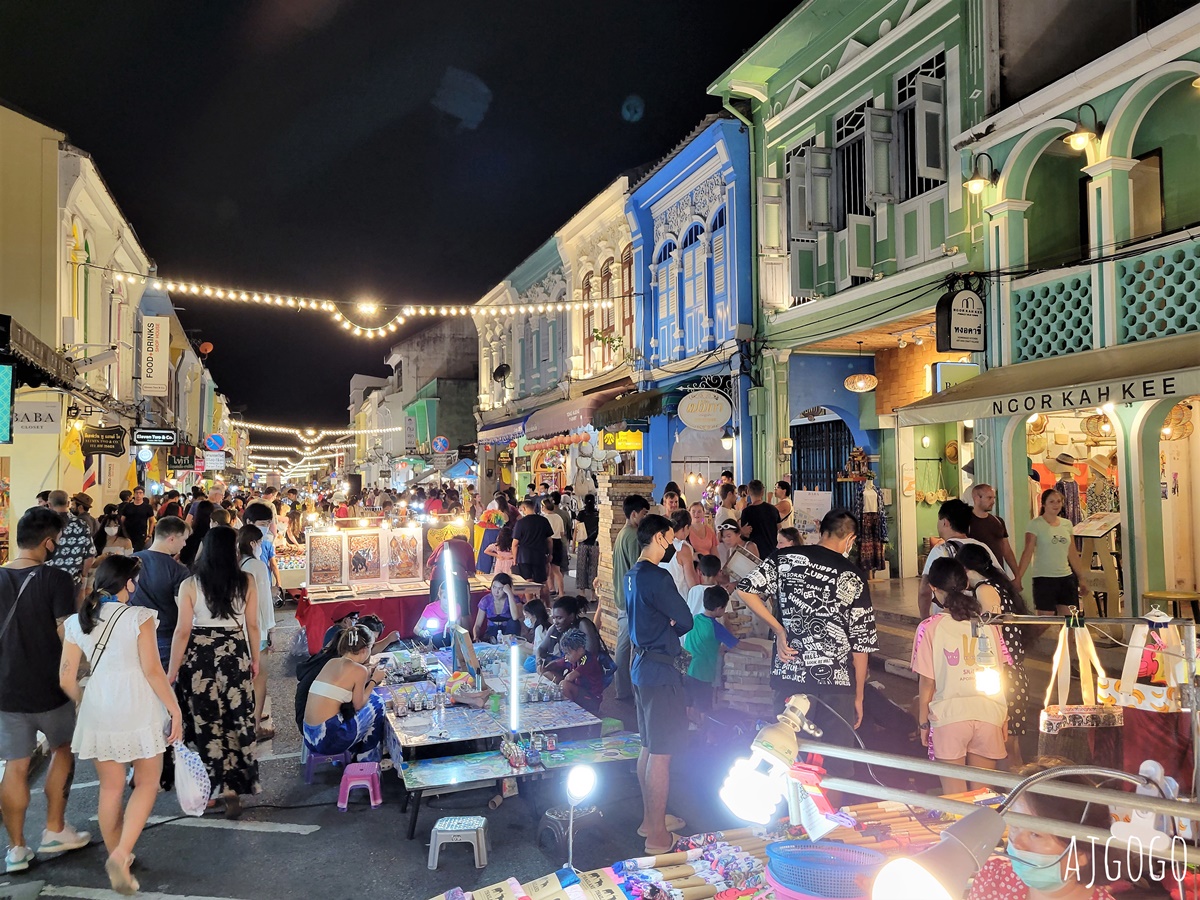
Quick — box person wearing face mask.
[521,599,551,672]
[735,509,877,801]
[96,508,133,557]
[967,757,1114,899]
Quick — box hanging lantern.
[843,341,878,394]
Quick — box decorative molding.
[652,172,727,246]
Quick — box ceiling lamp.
[1063,103,1103,151]
[964,151,998,195]
[844,341,878,394]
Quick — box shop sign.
[12,401,60,434]
[676,389,732,431]
[79,425,127,457]
[404,416,417,449]
[136,446,154,463]
[0,314,77,384]
[604,430,644,451]
[167,445,195,469]
[934,362,980,392]
[203,450,226,471]
[497,449,512,466]
[140,316,170,397]
[936,289,986,353]
[990,374,1186,418]
[132,427,176,446]
[194,455,206,473]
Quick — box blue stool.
[303,748,352,784]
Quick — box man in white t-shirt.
[918,499,1000,617]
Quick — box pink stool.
[303,749,352,785]
[338,762,383,810]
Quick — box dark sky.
[0,2,786,428]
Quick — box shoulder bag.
[86,604,133,676]
[0,568,40,645]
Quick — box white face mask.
[524,617,534,629]
[105,526,119,536]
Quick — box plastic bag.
[283,626,308,677]
[173,741,211,817]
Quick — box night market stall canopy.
[523,388,625,440]
[592,389,664,430]
[895,333,1200,427]
[476,414,529,446]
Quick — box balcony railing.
[1009,264,1094,363]
[1115,235,1200,344]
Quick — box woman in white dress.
[59,555,182,895]
[238,524,275,742]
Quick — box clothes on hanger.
[852,477,888,572]
[1086,473,1119,514]
[1055,476,1083,524]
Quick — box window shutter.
[790,238,818,297]
[914,76,947,181]
[712,231,726,296]
[786,150,809,236]
[806,147,833,231]
[758,177,786,254]
[846,214,874,278]
[865,107,895,205]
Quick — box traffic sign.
[204,450,226,471]
[132,428,176,446]
[432,435,450,453]
[204,434,226,452]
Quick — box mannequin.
[852,473,888,572]
[1085,452,1119,514]
[1052,453,1083,524]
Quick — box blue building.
[620,114,754,489]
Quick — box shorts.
[1032,575,1078,612]
[0,701,77,760]
[773,686,858,778]
[550,539,567,569]
[514,560,547,585]
[930,719,1006,760]
[683,675,714,712]
[634,681,689,756]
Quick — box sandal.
[643,833,682,856]
[638,814,686,838]
[105,854,137,896]
[255,725,275,743]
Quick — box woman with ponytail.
[59,555,182,895]
[168,526,260,818]
[911,557,1011,793]
[301,624,389,760]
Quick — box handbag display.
[1037,623,1123,768]
[1097,611,1185,712]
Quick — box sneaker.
[5,845,34,873]
[38,825,92,855]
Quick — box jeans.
[614,610,632,700]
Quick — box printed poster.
[347,531,383,582]
[307,533,344,586]
[792,490,833,543]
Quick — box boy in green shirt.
[682,586,741,721]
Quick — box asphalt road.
[0,606,929,900]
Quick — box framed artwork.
[387,529,422,580]
[346,529,386,584]
[307,532,345,586]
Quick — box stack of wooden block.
[593,474,655,649]
[715,637,775,717]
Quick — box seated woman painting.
[301,625,389,761]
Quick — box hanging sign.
[12,401,60,434]
[204,433,226,452]
[936,289,986,353]
[167,444,195,469]
[79,425,127,457]
[404,416,417,449]
[194,455,206,473]
[615,430,643,451]
[132,427,176,446]
[676,389,732,431]
[204,450,226,471]
[141,316,170,397]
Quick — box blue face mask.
[1007,839,1069,892]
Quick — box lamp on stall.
[964,152,999,195]
[564,765,597,872]
[719,695,823,824]
[843,342,878,394]
[871,765,1147,900]
[972,622,1002,696]
[1062,103,1103,151]
[508,641,521,735]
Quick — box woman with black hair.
[521,599,551,673]
[911,557,1010,794]
[537,595,600,666]
[957,542,1032,767]
[178,500,214,567]
[301,625,389,761]
[168,526,261,817]
[59,555,182,894]
[95,506,133,557]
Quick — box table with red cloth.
[295,576,539,653]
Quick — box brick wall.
[873,343,963,415]
[594,474,656,648]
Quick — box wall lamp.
[720,426,738,451]
[964,152,999,195]
[1063,103,1103,151]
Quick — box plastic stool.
[337,762,383,810]
[427,815,488,869]
[303,749,352,785]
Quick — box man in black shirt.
[131,516,190,667]
[511,500,552,588]
[120,486,156,552]
[0,508,91,870]
[739,479,781,559]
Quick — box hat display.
[944,440,959,463]
[1054,451,1078,467]
[1026,433,1047,456]
[1045,456,1071,475]
[962,459,975,477]
[70,492,93,509]
[1087,452,1114,476]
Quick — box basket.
[765,840,884,898]
[764,866,866,900]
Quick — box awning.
[444,458,477,481]
[476,414,529,445]
[525,389,624,439]
[593,390,665,429]
[0,314,77,387]
[896,333,1200,427]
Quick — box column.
[983,199,1033,367]
[1084,157,1139,347]
[770,348,791,485]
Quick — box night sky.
[0,2,786,428]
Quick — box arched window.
[620,244,634,349]
[654,241,677,362]
[710,206,728,346]
[681,223,706,354]
[581,272,595,372]
[599,260,614,366]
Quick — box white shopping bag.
[173,740,211,817]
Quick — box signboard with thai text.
[167,445,195,470]
[936,289,986,353]
[203,450,226,471]
[676,389,732,431]
[79,425,127,457]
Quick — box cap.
[70,492,93,509]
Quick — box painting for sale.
[308,533,344,586]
